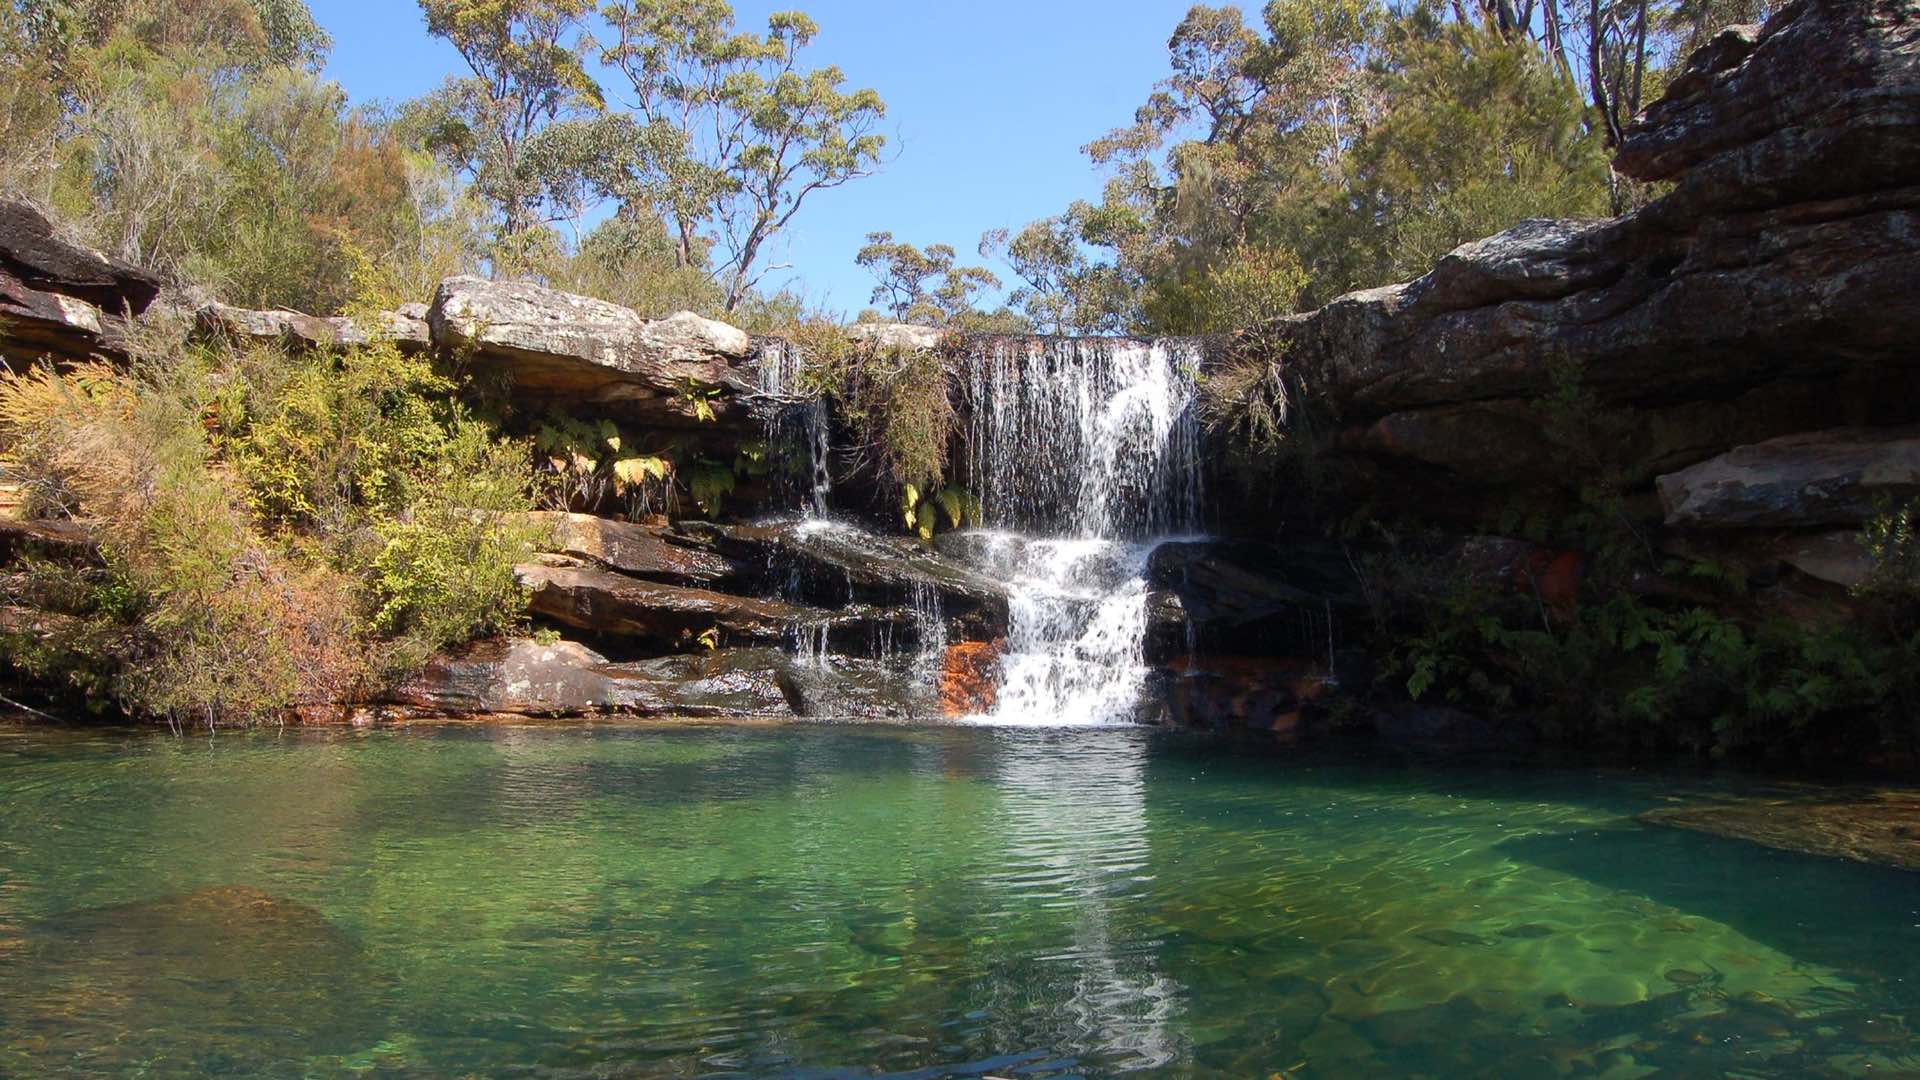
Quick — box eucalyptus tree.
[855,231,1003,327]
[598,0,887,312]
[415,0,605,269]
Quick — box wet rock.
[516,563,808,642]
[777,653,944,719]
[1638,791,1920,872]
[680,518,1010,639]
[1157,656,1336,734]
[427,276,758,428]
[1657,427,1920,528]
[1147,540,1363,661]
[194,301,431,353]
[603,648,798,717]
[939,640,1002,716]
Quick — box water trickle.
[756,339,832,517]
[956,338,1207,727]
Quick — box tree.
[855,231,1002,327]
[415,0,603,268]
[598,0,886,311]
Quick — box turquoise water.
[0,722,1914,1078]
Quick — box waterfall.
[958,338,1206,727]
[756,339,832,517]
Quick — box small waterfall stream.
[959,339,1206,727]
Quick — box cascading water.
[959,339,1206,727]
[756,339,832,518]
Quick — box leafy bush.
[0,331,539,725]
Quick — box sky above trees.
[305,0,1198,313]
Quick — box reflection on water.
[0,722,1914,1078]
[989,731,1181,1069]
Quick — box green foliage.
[0,333,539,725]
[533,410,676,517]
[855,231,1022,330]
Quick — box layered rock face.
[0,202,162,364]
[1269,0,1920,508]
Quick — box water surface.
[0,722,1914,1077]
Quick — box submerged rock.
[1639,791,1920,871]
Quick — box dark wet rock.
[1146,540,1364,662]
[679,518,1010,639]
[1657,426,1920,528]
[194,301,431,353]
[428,276,759,428]
[1261,0,1920,500]
[516,562,808,642]
[1773,529,1875,587]
[779,653,941,719]
[1155,656,1337,734]
[1638,791,1920,871]
[527,511,738,587]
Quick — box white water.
[756,340,832,517]
[959,339,1207,728]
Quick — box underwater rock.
[1638,791,1920,871]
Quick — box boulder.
[194,301,431,353]
[427,276,758,427]
[1656,427,1920,528]
[390,637,796,718]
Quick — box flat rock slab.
[1638,792,1920,872]
[392,638,797,718]
[194,302,431,353]
[1657,426,1920,528]
[516,563,805,641]
[428,276,758,427]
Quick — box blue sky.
[307,0,1198,314]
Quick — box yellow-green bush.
[0,331,538,725]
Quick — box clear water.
[0,721,1914,1078]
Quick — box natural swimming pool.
[0,722,1913,1077]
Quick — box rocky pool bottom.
[0,722,1913,1078]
